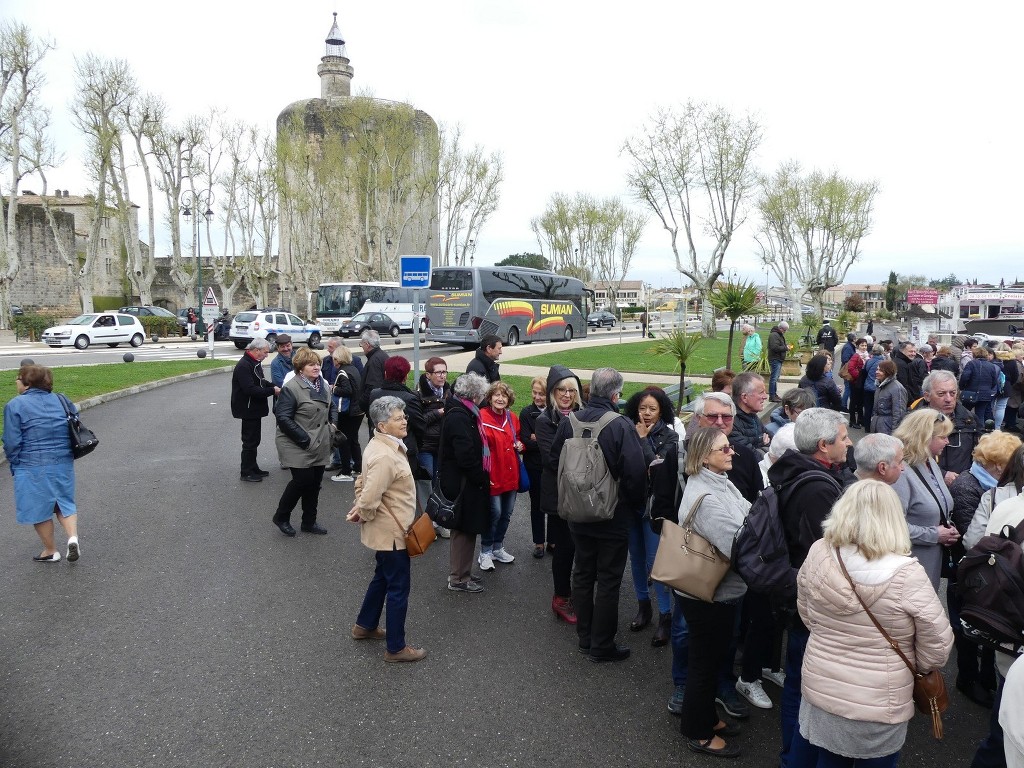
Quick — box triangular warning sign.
[203,287,218,306]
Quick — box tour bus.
[315,281,425,334]
[425,266,590,348]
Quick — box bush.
[12,312,61,342]
[139,316,181,337]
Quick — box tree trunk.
[677,363,686,415]
[725,321,736,370]
[700,294,717,338]
[788,287,803,323]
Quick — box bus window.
[430,269,473,291]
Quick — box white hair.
[768,423,797,460]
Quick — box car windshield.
[69,314,98,325]
[350,313,370,322]
[235,312,257,322]
[150,307,176,318]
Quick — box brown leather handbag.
[836,549,948,739]
[385,506,436,558]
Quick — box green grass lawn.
[509,329,797,376]
[0,359,233,434]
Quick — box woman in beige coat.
[794,480,953,767]
[347,396,425,663]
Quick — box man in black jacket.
[767,408,854,767]
[549,367,646,664]
[815,319,838,352]
[230,338,279,482]
[912,370,981,484]
[359,329,389,438]
[729,371,769,458]
[767,321,790,402]
[893,341,926,401]
[466,335,502,382]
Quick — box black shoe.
[714,720,742,738]
[241,473,263,483]
[686,737,741,758]
[578,643,590,654]
[300,523,328,535]
[629,599,653,632]
[589,645,630,663]
[651,612,672,647]
[253,467,270,477]
[273,519,296,537]
[956,677,995,708]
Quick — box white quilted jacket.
[797,539,953,723]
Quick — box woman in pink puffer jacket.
[794,480,953,767]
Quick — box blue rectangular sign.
[400,255,432,288]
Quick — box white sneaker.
[331,473,354,483]
[491,547,515,564]
[433,524,451,539]
[761,668,786,688]
[735,678,773,709]
[66,536,80,562]
[478,552,495,571]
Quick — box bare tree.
[623,101,763,337]
[435,124,503,266]
[756,161,878,319]
[0,20,54,326]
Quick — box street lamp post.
[467,239,476,266]
[181,190,214,337]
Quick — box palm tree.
[652,329,703,414]
[708,279,762,370]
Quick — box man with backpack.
[764,408,855,768]
[549,367,646,663]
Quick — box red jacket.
[481,407,521,495]
[847,352,865,384]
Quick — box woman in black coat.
[799,354,842,410]
[536,365,583,623]
[519,376,548,558]
[439,372,492,593]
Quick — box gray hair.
[247,338,271,352]
[590,367,624,400]
[369,395,405,429]
[922,369,957,395]
[326,337,341,351]
[360,329,381,349]
[741,323,755,334]
[900,341,916,353]
[871,344,885,355]
[854,433,903,478]
[780,387,815,414]
[768,422,797,460]
[452,372,489,404]
[778,321,790,331]
[917,345,933,356]
[731,371,764,398]
[693,391,736,417]
[793,408,847,454]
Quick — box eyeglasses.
[934,413,947,423]
[703,412,734,422]
[711,444,735,454]
[430,369,448,375]
[555,387,578,395]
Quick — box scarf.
[299,373,321,393]
[969,461,999,491]
[460,397,491,473]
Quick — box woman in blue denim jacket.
[2,364,79,562]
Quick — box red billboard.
[906,289,940,305]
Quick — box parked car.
[587,310,617,328]
[119,305,177,319]
[340,312,400,338]
[229,310,323,349]
[42,313,145,350]
[11,305,23,316]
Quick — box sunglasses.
[703,413,734,422]
[711,444,735,455]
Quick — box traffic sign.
[400,255,432,288]
[203,287,218,306]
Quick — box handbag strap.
[910,464,951,526]
[56,393,78,424]
[834,548,918,676]
[680,493,710,529]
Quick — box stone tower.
[276,14,439,308]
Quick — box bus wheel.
[563,326,574,342]
[507,327,519,346]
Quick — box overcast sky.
[7,0,1023,288]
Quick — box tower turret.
[317,12,353,100]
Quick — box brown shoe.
[351,624,386,640]
[384,645,427,663]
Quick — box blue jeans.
[628,515,671,614]
[780,625,810,768]
[355,548,411,654]
[481,491,516,553]
[790,729,899,767]
[417,451,436,481]
[770,359,783,397]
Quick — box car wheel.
[130,333,144,347]
[609,320,616,328]
[265,333,277,346]
[389,325,400,337]
[307,332,321,347]
[507,326,519,346]
[74,335,90,350]
[563,326,574,342]
[107,343,119,348]
[234,341,247,350]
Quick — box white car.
[229,310,323,350]
[42,312,146,350]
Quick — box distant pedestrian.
[767,321,790,402]
[2,364,80,563]
[186,307,197,337]
[741,324,762,370]
[230,338,278,482]
[347,396,426,663]
[640,311,649,338]
[359,330,389,438]
[467,335,502,383]
[815,320,838,352]
[272,347,333,537]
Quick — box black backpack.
[732,470,838,596]
[958,519,1024,655]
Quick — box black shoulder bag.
[57,394,99,459]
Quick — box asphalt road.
[0,372,994,768]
